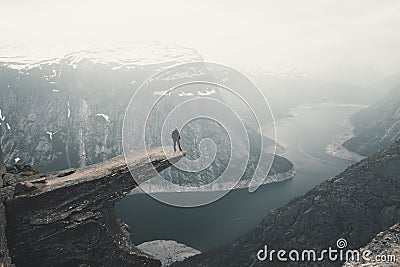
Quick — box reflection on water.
[116,103,364,252]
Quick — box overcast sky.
[1,0,400,85]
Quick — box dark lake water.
[116,103,363,252]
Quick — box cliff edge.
[1,147,185,267]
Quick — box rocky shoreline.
[130,168,296,195]
[325,118,366,162]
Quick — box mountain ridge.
[343,88,400,156]
[175,138,400,266]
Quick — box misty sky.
[1,0,400,85]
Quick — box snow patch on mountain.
[198,88,216,96]
[178,91,194,96]
[0,43,202,71]
[46,131,58,140]
[0,109,5,121]
[153,90,172,96]
[96,113,110,122]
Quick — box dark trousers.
[173,140,182,151]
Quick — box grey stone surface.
[5,147,184,267]
[0,204,15,267]
[344,222,400,266]
[2,174,16,187]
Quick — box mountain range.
[175,87,400,266]
[0,44,293,190]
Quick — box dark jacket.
[172,129,180,141]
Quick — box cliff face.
[0,46,201,172]
[0,144,6,176]
[0,46,293,189]
[1,147,184,267]
[177,139,400,267]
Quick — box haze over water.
[117,103,363,251]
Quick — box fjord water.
[116,103,363,252]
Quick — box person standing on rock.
[172,128,182,152]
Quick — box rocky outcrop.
[344,222,399,266]
[2,147,184,267]
[0,203,14,267]
[0,142,14,267]
[177,139,400,266]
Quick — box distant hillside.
[248,71,385,119]
[343,88,400,156]
[176,138,400,266]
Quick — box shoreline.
[130,168,296,195]
[325,118,366,162]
